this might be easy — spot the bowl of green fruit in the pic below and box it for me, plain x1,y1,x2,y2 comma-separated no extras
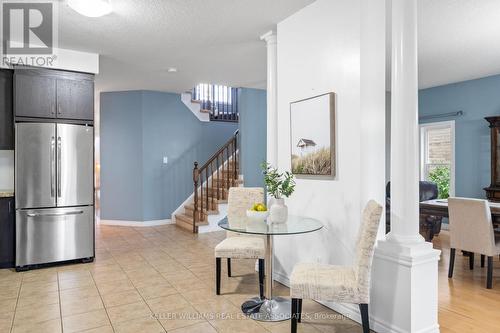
246,203,269,221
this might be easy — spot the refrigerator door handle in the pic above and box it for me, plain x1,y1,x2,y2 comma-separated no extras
27,210,84,217
50,136,56,198
57,136,62,198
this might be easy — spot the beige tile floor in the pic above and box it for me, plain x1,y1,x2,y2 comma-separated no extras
0,224,363,333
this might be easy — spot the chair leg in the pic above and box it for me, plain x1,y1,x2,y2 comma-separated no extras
216,257,221,295
291,298,299,333
469,252,474,270
448,248,456,278
487,256,493,289
227,258,232,277
481,254,485,268
359,303,370,333
297,298,303,323
258,259,265,299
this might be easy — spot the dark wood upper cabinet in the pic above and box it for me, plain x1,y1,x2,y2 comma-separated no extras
15,73,57,118
57,79,94,120
0,69,14,150
14,67,94,121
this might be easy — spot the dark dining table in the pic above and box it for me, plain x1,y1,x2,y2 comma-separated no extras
420,199,500,219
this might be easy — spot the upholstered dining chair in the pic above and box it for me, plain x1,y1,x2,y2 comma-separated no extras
215,187,266,298
448,197,500,289
289,200,383,333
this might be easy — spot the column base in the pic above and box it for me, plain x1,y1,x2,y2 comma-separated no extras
370,239,441,333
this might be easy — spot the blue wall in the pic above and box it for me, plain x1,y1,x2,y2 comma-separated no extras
100,91,144,221
419,74,500,198
101,90,238,221
238,88,267,188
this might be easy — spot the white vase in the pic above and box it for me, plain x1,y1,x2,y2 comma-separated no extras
269,198,288,224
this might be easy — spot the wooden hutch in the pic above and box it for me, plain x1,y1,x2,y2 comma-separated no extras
485,116,500,201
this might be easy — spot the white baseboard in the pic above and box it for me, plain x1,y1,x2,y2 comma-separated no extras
98,219,173,227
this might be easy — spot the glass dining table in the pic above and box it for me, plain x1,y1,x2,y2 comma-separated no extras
218,215,323,322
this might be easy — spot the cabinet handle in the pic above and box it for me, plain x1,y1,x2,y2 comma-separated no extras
58,103,62,115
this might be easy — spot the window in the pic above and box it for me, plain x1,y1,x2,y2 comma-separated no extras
420,121,455,198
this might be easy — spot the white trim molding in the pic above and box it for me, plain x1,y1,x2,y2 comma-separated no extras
98,219,173,227
1,47,99,74
181,92,210,122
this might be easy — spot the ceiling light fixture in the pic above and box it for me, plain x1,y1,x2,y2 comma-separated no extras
167,68,178,73
68,0,112,18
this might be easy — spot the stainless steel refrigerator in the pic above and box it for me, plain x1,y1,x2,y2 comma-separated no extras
15,122,94,268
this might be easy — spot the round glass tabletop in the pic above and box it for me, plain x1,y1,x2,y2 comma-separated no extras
218,215,323,236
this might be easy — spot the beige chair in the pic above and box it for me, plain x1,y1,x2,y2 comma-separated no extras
215,187,265,297
289,200,383,333
448,197,500,289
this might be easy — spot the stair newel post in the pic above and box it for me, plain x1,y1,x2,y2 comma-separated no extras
216,155,220,200
193,162,199,233
233,136,237,186
210,162,214,210
205,167,209,214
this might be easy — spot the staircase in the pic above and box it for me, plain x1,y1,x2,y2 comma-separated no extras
181,84,239,123
175,130,241,233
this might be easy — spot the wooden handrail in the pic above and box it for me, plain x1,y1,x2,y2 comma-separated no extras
192,130,239,233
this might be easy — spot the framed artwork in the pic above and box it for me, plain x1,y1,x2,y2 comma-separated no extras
290,92,336,179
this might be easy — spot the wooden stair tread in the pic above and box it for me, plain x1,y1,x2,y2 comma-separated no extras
184,204,219,215
175,213,208,226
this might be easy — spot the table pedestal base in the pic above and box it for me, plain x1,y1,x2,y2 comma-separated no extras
241,297,291,322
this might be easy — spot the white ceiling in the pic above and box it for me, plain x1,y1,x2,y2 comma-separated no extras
58,0,315,93
404,0,500,89
58,0,500,93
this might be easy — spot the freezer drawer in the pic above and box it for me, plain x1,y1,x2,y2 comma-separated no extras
16,206,94,267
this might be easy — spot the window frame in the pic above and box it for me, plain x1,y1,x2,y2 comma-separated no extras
419,120,455,197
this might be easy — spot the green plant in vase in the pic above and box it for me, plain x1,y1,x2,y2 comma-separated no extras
261,162,296,223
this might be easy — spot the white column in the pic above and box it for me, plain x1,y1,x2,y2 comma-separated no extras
387,0,422,244
370,1,441,332
260,31,278,167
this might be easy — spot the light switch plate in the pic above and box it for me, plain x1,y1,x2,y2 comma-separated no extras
163,156,168,164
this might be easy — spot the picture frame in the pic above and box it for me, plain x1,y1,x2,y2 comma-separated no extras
290,92,336,179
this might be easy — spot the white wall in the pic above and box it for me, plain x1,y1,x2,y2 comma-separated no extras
272,0,386,326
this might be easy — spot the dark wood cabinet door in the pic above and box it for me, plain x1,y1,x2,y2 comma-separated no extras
57,79,94,120
15,73,56,118
0,198,15,268
0,70,13,149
